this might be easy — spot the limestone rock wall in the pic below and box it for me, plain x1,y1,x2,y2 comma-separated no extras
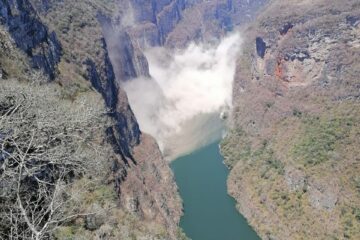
221,1,360,239
0,0,61,80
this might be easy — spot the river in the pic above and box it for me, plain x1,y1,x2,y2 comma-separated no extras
171,141,260,240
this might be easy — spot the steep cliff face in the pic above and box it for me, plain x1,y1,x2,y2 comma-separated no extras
121,0,267,48
0,24,30,80
27,0,143,183
0,0,61,80
221,0,360,239
0,0,182,239
121,0,186,46
164,0,268,47
83,38,141,163
102,27,150,81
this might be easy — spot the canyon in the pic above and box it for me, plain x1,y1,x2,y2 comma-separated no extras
0,0,266,239
1,0,359,240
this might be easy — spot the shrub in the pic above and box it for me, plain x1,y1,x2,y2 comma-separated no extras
0,79,110,239
292,116,352,166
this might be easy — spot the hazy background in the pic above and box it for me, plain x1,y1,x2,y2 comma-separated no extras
123,33,242,160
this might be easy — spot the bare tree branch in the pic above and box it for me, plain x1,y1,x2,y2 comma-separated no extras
0,80,112,240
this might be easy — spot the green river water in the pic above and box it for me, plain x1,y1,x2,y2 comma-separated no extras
171,141,260,240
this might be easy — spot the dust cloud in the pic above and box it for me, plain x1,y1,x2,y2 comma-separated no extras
123,33,242,160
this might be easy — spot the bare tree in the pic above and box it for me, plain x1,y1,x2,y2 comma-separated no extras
0,79,110,240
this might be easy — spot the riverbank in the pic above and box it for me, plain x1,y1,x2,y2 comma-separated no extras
171,142,260,240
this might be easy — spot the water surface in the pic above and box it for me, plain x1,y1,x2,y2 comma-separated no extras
171,142,260,240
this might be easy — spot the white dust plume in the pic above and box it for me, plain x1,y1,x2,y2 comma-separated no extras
123,33,242,160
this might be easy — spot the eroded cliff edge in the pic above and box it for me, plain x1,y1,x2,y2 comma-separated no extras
0,0,183,239
0,0,278,239
221,1,360,239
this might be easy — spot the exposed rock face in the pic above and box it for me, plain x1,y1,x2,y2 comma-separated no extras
0,0,61,80
221,0,360,239
307,179,339,210
123,0,268,48
0,25,33,81
125,0,186,46
84,38,141,163
284,167,306,192
0,0,274,239
1,0,182,239
164,0,268,47
119,134,182,237
256,37,267,58
103,29,150,81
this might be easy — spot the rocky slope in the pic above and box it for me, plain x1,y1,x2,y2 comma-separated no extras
221,0,360,239
164,0,268,48
0,0,183,239
0,0,277,239
0,0,61,80
119,0,267,48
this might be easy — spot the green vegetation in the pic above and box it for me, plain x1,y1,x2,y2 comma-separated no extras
1,1,185,239
292,108,302,118
0,21,182,240
176,228,189,240
29,0,120,99
223,103,360,240
0,27,31,80
292,116,353,166
353,177,360,193
53,177,177,240
221,128,251,168
222,130,284,176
